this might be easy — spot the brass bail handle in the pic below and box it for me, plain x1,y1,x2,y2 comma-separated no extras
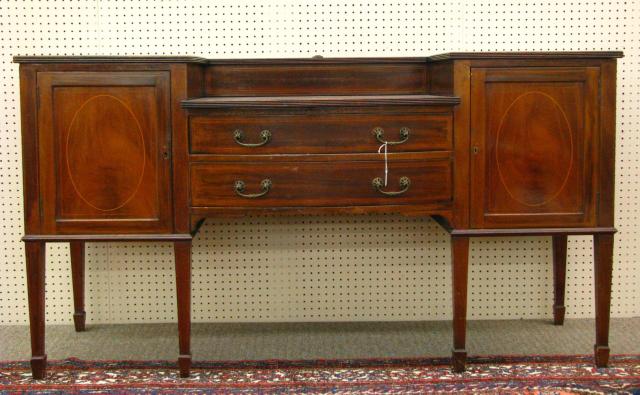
234,179,272,198
372,127,410,145
234,129,272,147
372,176,411,196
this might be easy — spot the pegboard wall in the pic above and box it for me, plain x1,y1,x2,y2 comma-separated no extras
0,1,637,325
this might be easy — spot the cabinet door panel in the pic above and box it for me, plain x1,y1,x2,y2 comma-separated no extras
37,72,172,233
470,67,599,228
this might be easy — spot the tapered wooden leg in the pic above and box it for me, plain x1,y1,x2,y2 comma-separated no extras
451,236,469,373
174,240,192,378
70,241,86,332
25,241,47,379
593,233,614,368
552,235,567,325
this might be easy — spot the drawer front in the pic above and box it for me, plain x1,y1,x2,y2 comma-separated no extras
190,112,452,155
190,157,452,207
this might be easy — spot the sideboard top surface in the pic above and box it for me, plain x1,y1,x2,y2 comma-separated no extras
13,51,623,64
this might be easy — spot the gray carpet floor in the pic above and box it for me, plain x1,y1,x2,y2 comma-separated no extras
0,318,638,361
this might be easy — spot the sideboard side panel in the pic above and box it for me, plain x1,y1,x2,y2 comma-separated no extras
598,59,617,227
19,64,42,235
171,64,204,234
451,60,472,228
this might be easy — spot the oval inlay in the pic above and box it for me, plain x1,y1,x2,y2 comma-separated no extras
495,91,573,207
66,95,146,211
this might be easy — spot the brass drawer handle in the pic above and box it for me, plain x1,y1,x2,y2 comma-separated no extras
372,127,410,145
234,179,272,198
233,129,272,147
372,176,411,196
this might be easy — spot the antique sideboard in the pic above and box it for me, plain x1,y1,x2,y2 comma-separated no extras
14,51,622,379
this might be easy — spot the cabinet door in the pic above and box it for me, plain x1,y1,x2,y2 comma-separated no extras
470,67,599,228
37,71,172,234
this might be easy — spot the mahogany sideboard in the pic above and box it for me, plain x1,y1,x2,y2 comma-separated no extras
14,51,622,379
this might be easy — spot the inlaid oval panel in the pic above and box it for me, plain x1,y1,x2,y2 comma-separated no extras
66,95,146,211
495,91,573,207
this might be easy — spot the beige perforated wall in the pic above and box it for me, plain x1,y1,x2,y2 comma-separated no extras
0,1,637,325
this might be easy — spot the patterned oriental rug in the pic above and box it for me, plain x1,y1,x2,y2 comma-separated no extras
1,355,639,394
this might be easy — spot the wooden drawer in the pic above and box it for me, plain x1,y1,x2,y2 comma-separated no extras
190,155,452,208
190,112,452,155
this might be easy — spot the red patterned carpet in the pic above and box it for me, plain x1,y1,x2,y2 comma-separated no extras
0,355,639,394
